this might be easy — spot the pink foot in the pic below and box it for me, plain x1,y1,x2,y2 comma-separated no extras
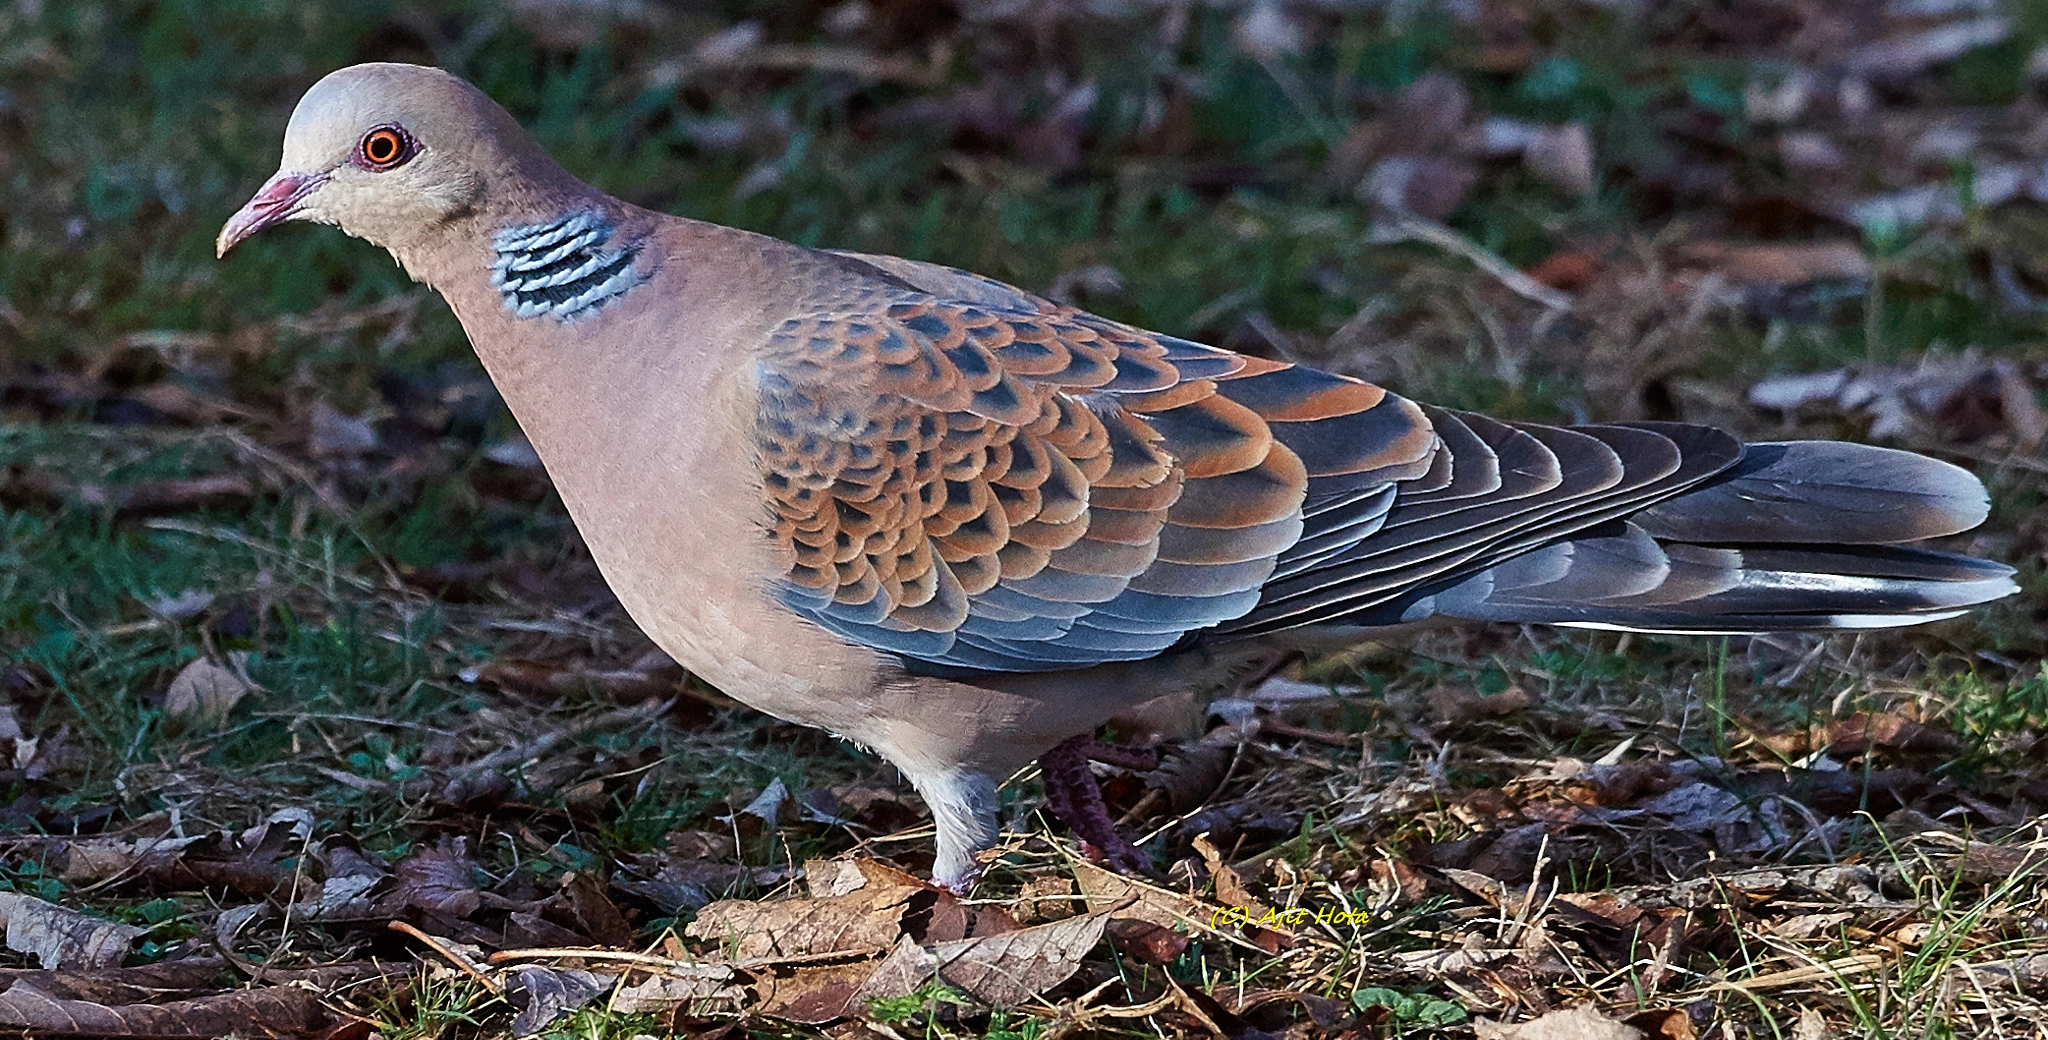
1037,735,1154,874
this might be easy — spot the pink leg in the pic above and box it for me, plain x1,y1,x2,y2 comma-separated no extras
1037,735,1154,874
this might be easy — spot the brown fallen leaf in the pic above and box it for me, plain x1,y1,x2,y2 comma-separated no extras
1363,859,1431,906
1428,684,1538,728
607,969,746,1017
1527,251,1603,292
754,959,879,1024
1107,918,1189,965
1072,861,1283,945
559,871,635,948
1626,1007,1698,1040
509,966,614,1037
0,893,146,970
162,655,255,730
0,959,235,1004
1192,833,1256,910
687,860,920,960
929,909,1111,1007
1952,842,2048,884
0,980,338,1038
851,933,940,1007
53,833,204,885
1011,875,1078,925
1476,1005,1645,1040
1824,712,1963,757
391,837,482,918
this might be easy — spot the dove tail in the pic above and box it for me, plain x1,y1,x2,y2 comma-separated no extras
1392,441,2016,633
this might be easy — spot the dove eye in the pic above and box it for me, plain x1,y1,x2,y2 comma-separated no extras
356,126,415,170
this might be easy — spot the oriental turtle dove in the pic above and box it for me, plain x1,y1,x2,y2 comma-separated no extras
219,64,2016,890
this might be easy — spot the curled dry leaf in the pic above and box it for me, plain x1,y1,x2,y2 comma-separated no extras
0,892,146,970
162,656,255,729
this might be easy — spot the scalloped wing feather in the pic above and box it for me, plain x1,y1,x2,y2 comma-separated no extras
760,257,1438,672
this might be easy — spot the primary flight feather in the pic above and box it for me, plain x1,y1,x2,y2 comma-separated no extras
220,63,2017,890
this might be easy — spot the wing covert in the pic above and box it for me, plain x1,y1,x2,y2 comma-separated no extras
758,259,1433,672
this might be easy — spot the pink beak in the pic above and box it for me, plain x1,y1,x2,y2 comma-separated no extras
216,171,326,257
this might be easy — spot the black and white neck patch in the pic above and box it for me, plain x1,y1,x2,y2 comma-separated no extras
489,211,649,321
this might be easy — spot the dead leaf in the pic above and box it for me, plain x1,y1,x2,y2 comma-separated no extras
852,934,940,1007
1476,1005,1645,1040
560,871,635,947
1792,1006,1829,1040
1825,712,1963,757
55,833,203,885
721,778,790,828
162,656,255,729
510,966,615,1037
1428,684,1538,727
1107,918,1188,965
392,837,482,918
1011,875,1078,925
607,968,745,1016
1192,833,1253,909
1072,861,1269,942
0,980,342,1038
930,909,1110,1006
687,862,919,960
0,893,145,970
1364,859,1431,906
754,960,877,1024
1626,1008,1697,1040
1527,251,1603,292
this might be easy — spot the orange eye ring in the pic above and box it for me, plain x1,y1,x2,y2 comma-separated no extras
357,126,413,170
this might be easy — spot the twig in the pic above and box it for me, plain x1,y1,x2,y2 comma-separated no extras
387,920,505,996
1713,952,1888,991
487,944,871,972
1379,210,1575,312
1164,976,1228,1039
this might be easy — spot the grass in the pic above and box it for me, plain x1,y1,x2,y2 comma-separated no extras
1,0,2046,1036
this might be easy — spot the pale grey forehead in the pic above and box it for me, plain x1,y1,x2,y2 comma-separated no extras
278,63,469,169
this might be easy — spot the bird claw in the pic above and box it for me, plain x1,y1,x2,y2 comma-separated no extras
1038,734,1159,876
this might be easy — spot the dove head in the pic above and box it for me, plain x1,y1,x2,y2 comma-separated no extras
218,63,582,274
